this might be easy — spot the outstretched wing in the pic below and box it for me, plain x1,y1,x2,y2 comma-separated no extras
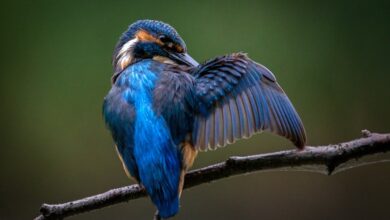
192,53,306,151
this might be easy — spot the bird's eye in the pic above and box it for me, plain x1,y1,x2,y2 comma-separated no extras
158,35,170,43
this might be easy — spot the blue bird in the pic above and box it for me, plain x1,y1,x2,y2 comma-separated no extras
103,20,306,219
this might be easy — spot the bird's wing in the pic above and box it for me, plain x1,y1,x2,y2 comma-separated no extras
191,53,306,151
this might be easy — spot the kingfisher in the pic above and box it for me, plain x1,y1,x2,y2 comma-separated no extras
103,20,306,219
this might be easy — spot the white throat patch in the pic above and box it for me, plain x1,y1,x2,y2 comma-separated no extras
116,38,138,70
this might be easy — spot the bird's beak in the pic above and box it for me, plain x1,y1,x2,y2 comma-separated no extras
167,52,199,67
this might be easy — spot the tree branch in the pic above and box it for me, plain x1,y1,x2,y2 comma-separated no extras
35,130,390,220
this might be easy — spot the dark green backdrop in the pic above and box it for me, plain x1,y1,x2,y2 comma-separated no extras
1,0,389,219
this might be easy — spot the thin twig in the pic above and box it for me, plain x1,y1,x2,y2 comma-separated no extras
34,130,390,220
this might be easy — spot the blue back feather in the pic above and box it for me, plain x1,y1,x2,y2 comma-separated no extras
104,60,181,218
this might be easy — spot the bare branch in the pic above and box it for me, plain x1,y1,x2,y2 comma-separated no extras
35,130,390,220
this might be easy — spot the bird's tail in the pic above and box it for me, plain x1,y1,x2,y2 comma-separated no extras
134,139,181,218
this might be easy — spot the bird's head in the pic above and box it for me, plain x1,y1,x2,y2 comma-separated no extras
113,20,198,72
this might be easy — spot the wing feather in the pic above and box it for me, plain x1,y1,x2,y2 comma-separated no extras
217,103,225,147
229,96,241,140
222,100,234,144
245,87,261,130
241,90,255,135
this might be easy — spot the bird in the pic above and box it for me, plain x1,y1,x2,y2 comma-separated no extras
103,19,306,219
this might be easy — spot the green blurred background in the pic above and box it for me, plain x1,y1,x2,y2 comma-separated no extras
0,0,389,219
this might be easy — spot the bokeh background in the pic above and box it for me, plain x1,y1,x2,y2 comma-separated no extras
1,0,389,219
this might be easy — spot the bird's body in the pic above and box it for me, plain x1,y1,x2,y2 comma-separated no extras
104,59,194,217
103,20,306,218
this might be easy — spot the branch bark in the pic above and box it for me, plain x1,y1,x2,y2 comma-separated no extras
35,130,390,220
